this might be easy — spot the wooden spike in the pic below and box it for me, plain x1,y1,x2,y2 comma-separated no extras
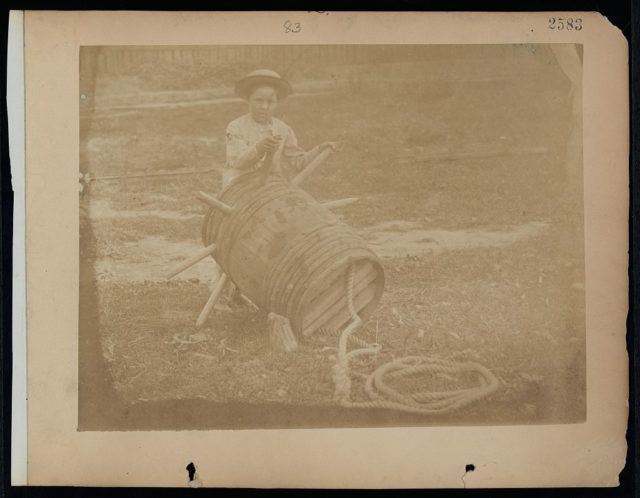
292,147,333,186
196,191,233,214
321,197,359,210
166,243,217,280
196,273,229,328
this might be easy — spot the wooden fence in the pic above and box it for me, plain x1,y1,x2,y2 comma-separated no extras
80,44,554,74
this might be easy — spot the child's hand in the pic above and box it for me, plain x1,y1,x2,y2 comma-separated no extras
318,141,342,153
256,135,282,155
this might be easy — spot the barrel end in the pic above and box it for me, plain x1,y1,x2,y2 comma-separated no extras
298,258,385,338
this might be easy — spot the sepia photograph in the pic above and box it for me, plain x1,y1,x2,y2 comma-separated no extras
13,10,629,487
78,43,586,430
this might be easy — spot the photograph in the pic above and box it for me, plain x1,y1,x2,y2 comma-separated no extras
14,10,630,487
78,43,586,430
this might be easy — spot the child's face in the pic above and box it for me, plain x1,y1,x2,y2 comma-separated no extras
249,85,278,124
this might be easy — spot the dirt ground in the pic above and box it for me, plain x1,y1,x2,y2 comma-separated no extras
79,56,586,426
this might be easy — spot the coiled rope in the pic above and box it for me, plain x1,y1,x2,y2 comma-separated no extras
331,265,500,414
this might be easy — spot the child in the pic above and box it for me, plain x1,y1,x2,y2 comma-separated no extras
216,69,340,308
223,69,340,189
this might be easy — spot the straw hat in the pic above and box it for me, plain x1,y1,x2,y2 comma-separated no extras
234,69,293,100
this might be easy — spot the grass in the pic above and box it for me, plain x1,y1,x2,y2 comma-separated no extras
80,59,585,425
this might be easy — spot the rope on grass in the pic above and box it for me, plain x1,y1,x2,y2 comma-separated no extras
331,265,500,414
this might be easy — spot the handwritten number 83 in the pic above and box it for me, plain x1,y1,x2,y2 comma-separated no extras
549,17,582,30
284,20,302,33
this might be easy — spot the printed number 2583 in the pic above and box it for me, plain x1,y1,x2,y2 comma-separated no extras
548,17,582,30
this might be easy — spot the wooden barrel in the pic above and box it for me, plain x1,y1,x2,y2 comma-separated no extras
202,172,384,337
